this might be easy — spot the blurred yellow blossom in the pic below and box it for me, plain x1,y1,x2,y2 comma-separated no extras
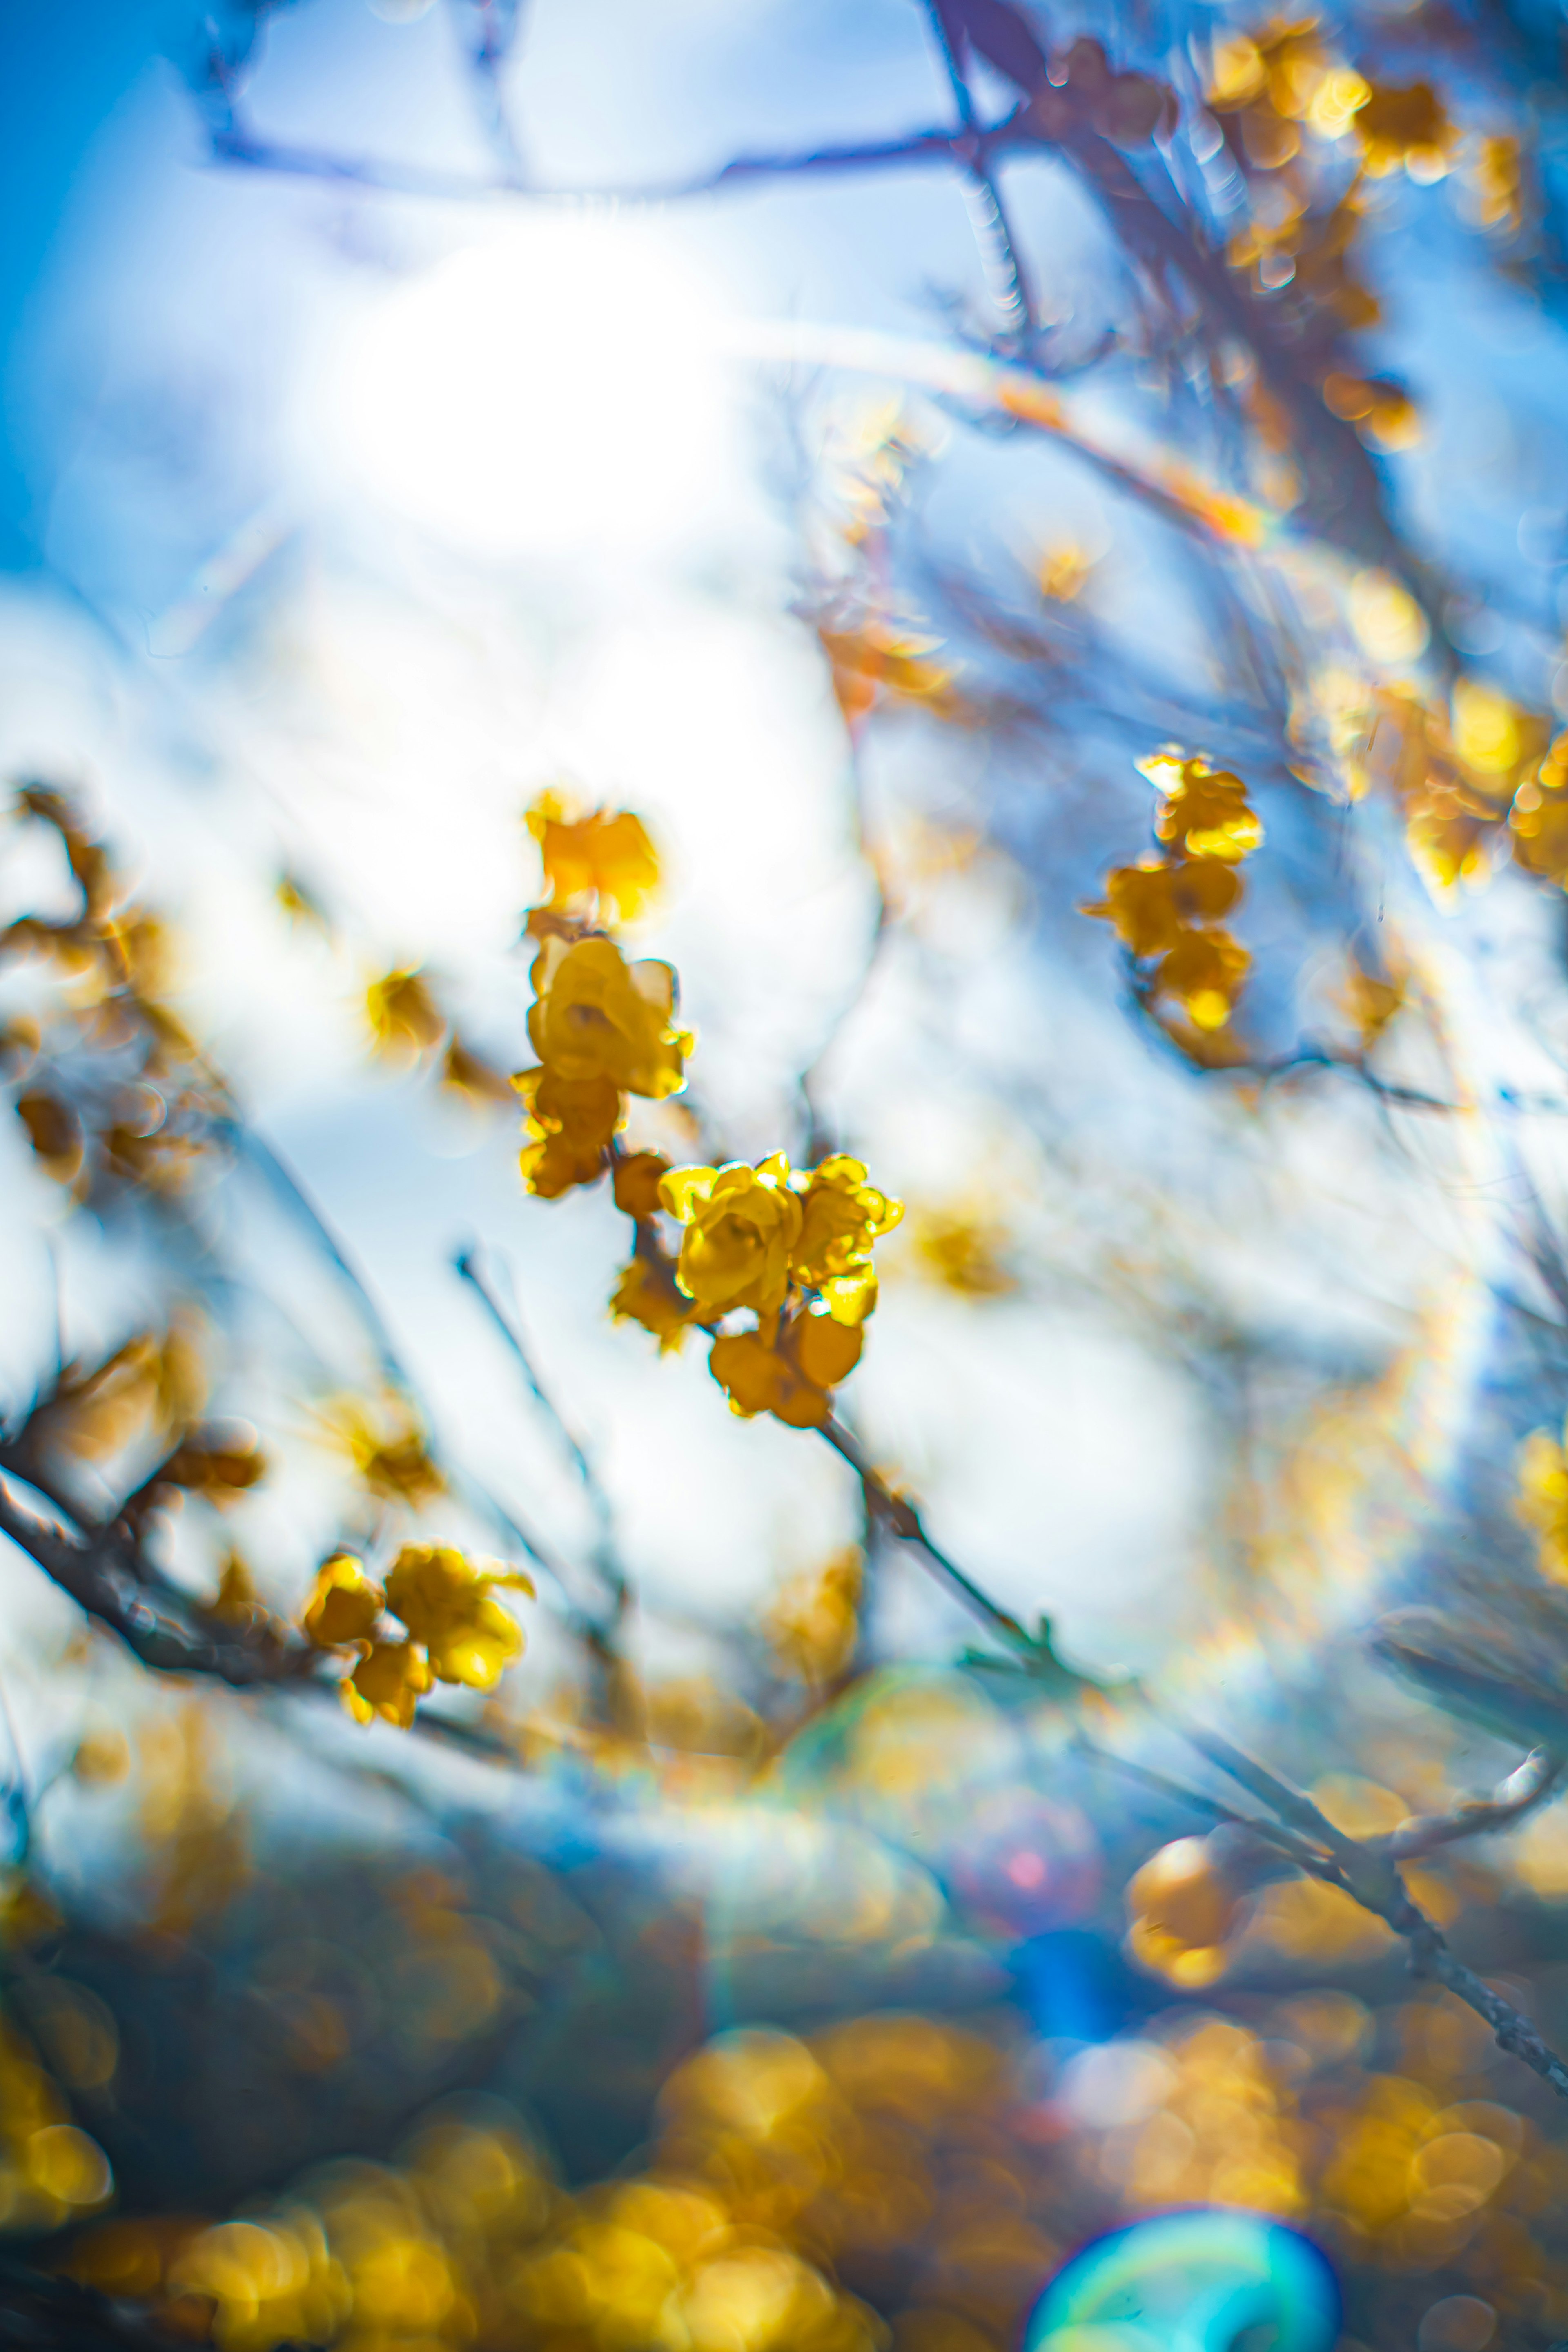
343,1638,433,1730
1085,751,1263,1050
15,1088,83,1183
526,792,660,925
382,1543,531,1689
1509,727,1568,882
1126,1836,1247,1989
907,1203,1018,1298
526,935,690,1100
710,1309,864,1428
1354,79,1454,177
1144,754,1265,862
819,619,962,730
301,1553,385,1650
1038,542,1094,602
612,1149,671,1220
767,1548,863,1685
330,1401,445,1509
1517,1419,1568,1583
610,1253,708,1353
365,967,446,1065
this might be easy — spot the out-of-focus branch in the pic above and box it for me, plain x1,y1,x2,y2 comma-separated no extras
922,0,1034,342
206,113,1024,205
0,1472,313,1688
448,0,529,186
454,1243,629,1621
820,1416,1097,1692
797,762,893,1167
1376,1746,1566,1860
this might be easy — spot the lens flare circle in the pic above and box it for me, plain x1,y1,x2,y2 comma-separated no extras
1023,2208,1339,2352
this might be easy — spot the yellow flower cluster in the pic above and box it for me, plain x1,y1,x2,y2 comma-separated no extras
1208,21,1452,178
1083,749,1263,1056
301,1546,532,1730
658,1153,902,1427
509,798,899,1428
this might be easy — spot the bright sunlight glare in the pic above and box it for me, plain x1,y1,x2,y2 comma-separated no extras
317,219,737,561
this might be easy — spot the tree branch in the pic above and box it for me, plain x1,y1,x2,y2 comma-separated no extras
0,1472,314,1688
1169,1720,1568,2103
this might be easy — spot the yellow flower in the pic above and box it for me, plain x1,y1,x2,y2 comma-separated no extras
710,1331,827,1428
709,1307,864,1429
514,1066,622,1198
383,1544,532,1689
610,1254,706,1353
365,968,447,1063
661,1155,804,1317
158,1430,267,1503
527,936,689,1099
1082,857,1242,958
1352,79,1454,177
791,1157,903,1302
331,1403,446,1509
343,1639,433,1730
1157,926,1251,1030
767,1548,863,1685
1518,1424,1568,1583
612,1150,670,1221
526,793,660,925
1145,755,1264,862
302,1553,385,1650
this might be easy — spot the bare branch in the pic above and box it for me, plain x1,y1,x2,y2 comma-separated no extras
447,0,529,187
1172,1722,1568,2104
0,1472,314,1688
454,1243,628,1618
921,1,1034,341
819,1416,1098,1693
206,113,1023,206
1378,1748,1566,1861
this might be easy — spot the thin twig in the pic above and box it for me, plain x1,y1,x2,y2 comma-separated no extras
207,113,1022,206
820,1416,1029,1648
1077,1733,1325,1871
448,0,528,186
454,1243,628,1611
1377,1747,1566,1861
922,0,1034,341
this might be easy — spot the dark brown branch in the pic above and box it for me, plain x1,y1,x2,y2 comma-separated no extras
819,1416,1099,1694
1176,1721,1568,2103
820,1416,1029,1649
0,1473,314,1688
